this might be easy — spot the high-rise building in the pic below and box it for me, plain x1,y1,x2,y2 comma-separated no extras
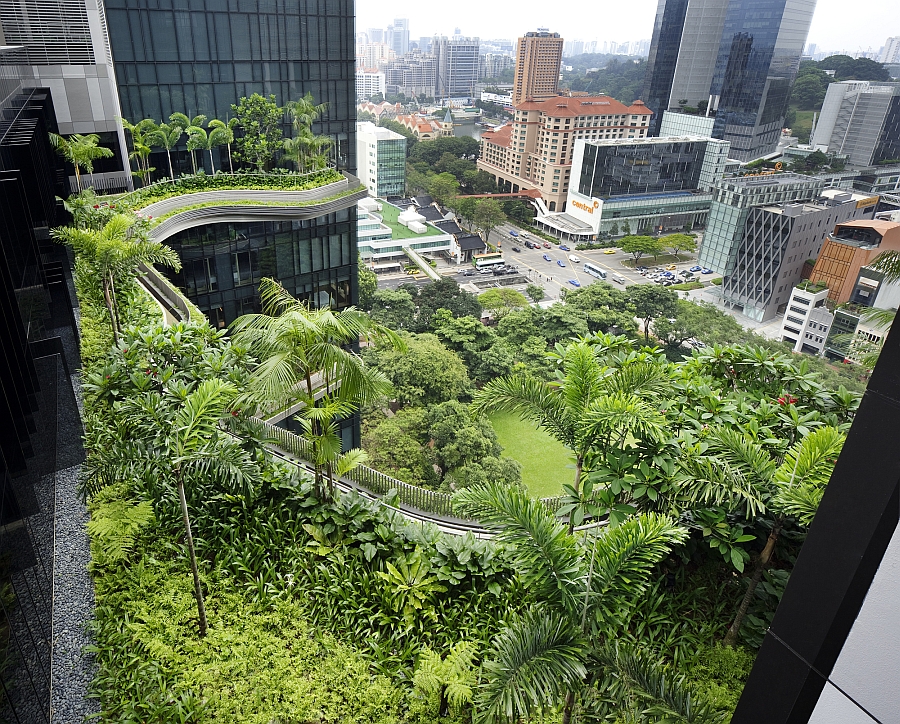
103,0,357,174
383,51,438,98
511,30,563,106
388,19,410,57
433,36,480,98
477,95,651,212
368,28,386,44
356,121,407,198
811,81,900,168
643,0,814,160
480,53,515,81
0,0,131,191
880,37,900,64
356,69,386,100
356,42,395,70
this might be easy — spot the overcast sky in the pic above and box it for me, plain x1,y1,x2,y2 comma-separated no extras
357,0,897,55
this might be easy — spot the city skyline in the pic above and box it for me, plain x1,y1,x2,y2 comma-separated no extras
357,0,897,58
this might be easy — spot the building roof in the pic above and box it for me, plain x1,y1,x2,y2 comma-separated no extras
417,205,446,221
482,124,513,148
412,194,434,207
457,234,486,251
356,121,406,141
515,95,651,117
836,219,900,233
434,220,463,235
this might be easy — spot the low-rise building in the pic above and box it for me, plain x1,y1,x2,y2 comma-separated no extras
356,68,386,99
357,199,454,261
356,121,407,198
780,282,832,354
477,95,652,212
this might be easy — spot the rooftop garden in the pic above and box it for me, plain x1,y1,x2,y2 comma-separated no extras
51,137,869,721
380,201,446,239
796,279,828,293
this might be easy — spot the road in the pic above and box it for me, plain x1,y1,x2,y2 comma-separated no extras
374,224,704,299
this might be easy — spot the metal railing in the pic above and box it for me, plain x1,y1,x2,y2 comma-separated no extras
257,418,565,521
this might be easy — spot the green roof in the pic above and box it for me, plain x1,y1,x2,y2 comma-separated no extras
379,202,445,239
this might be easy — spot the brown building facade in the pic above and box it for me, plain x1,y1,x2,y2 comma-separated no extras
810,218,900,304
477,96,652,211
512,30,564,106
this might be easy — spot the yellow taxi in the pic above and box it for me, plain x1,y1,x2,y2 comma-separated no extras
603,248,616,254
665,264,677,270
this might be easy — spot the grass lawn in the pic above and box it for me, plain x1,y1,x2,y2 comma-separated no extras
489,411,573,498
620,253,694,267
790,107,815,143
379,202,444,240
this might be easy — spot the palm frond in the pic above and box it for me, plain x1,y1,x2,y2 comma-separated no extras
675,455,767,519
704,427,776,482
771,426,845,526
583,393,665,446
478,607,586,724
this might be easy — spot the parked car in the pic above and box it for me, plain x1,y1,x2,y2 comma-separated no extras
543,241,552,249
511,246,521,252
689,265,702,272
701,268,714,274
524,241,535,249
568,254,580,263
559,244,570,251
509,230,518,237
543,253,552,261
557,259,566,267
568,279,581,287
679,270,692,278
604,248,616,254
636,266,648,271
458,270,474,276
478,268,493,274
520,232,530,238
665,264,677,271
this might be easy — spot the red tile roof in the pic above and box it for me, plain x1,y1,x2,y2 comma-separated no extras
482,124,513,148
515,95,651,117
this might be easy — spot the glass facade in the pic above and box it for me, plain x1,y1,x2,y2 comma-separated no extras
577,139,712,198
374,137,406,197
163,210,357,329
709,0,814,161
105,0,356,174
642,0,690,136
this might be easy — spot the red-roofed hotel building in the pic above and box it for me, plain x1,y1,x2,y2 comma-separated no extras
477,96,652,212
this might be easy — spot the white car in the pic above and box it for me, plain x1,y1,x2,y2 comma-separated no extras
568,254,580,263
520,231,529,238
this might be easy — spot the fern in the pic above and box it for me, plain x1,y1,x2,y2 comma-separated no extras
413,641,479,715
88,500,155,564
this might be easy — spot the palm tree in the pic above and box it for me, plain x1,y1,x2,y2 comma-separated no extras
229,278,404,496
284,93,332,172
186,124,229,174
49,133,115,191
286,92,329,132
147,123,183,180
52,214,181,345
453,482,689,723
472,341,669,532
120,118,158,187
208,119,237,173
169,113,207,174
677,425,845,646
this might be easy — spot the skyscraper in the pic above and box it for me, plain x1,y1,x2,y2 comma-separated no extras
433,36,480,99
643,0,815,161
103,0,357,173
511,30,563,106
389,19,410,57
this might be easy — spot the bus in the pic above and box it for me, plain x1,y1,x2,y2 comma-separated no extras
473,252,506,269
583,262,607,280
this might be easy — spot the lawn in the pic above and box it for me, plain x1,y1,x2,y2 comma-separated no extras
489,411,573,498
379,202,444,239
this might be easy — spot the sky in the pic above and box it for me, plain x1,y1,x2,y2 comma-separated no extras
356,0,897,55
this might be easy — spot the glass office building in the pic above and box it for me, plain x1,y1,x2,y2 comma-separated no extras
709,0,814,161
104,0,356,174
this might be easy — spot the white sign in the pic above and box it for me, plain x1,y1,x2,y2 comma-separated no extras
565,190,603,233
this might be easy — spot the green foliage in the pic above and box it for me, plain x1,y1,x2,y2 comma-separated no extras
376,548,448,622
626,284,679,341
525,284,545,303
474,199,506,247
479,287,529,318
409,136,481,165
564,57,647,104
413,642,479,716
682,644,755,713
358,260,378,310
429,172,460,206
620,234,663,263
231,93,284,171
87,490,155,567
431,310,514,383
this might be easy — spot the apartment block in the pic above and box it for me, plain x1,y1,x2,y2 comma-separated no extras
356,69,386,99
432,36,480,98
383,50,437,98
722,189,876,321
511,30,564,105
477,95,652,211
780,282,832,354
356,121,406,198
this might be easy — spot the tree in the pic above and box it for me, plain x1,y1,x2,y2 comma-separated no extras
52,214,181,345
169,113,208,174
431,310,514,383
479,288,529,318
653,299,746,351
49,133,115,192
474,199,506,248
453,482,687,723
357,261,378,311
208,118,238,174
231,94,284,172
677,425,845,646
369,288,417,329
120,118,157,187
792,73,828,110
428,173,460,206
448,196,478,231
662,233,697,258
186,124,229,174
412,278,483,330
620,235,662,264
230,278,403,496
626,284,678,341
284,93,332,172
147,123,183,180
472,341,669,532
525,284,545,303
365,332,471,406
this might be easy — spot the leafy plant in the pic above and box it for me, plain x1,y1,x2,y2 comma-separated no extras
413,642,480,716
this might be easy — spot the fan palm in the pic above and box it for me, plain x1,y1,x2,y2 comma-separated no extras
49,132,115,191
454,482,687,723
676,424,845,646
147,122,183,180
52,214,181,345
230,278,404,495
472,341,669,532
